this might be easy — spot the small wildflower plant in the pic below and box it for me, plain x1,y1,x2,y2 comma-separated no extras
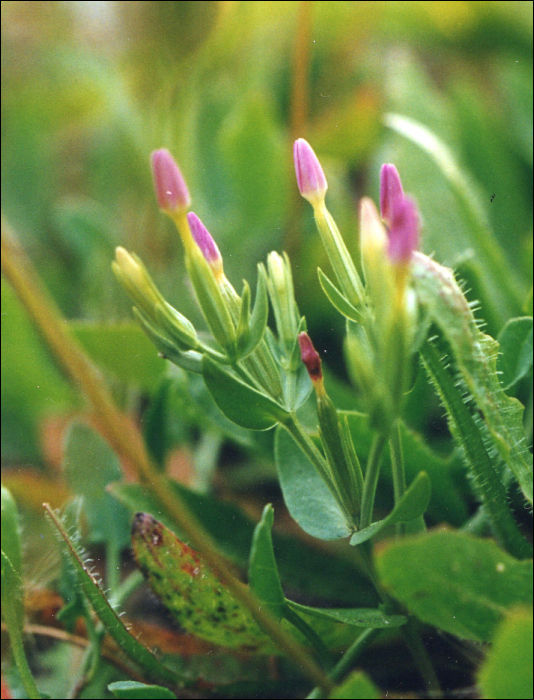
2,140,531,700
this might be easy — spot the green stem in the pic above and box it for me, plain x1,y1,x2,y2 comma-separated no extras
421,339,532,559
109,570,144,610
403,620,443,698
359,433,388,529
307,628,377,699
389,423,426,536
7,626,41,699
284,606,333,668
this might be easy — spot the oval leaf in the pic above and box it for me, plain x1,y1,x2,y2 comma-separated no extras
350,472,431,546
376,531,533,642
275,427,352,540
202,355,289,430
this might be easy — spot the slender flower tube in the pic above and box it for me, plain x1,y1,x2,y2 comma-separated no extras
151,149,191,214
293,139,364,309
293,139,328,205
379,164,419,264
187,212,223,280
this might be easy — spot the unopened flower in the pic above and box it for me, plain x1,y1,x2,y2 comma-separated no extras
298,332,323,382
379,164,419,264
293,139,328,205
151,149,191,214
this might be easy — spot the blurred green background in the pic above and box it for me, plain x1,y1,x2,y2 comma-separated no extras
2,0,532,466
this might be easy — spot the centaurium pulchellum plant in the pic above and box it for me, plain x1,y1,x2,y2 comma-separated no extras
113,141,532,553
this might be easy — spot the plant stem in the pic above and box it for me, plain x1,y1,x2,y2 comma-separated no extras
359,433,388,529
6,623,41,699
105,542,120,594
284,606,333,667
306,628,377,699
1,222,333,696
403,620,443,698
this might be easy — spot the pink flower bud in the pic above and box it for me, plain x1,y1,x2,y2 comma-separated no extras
298,332,323,382
380,163,404,226
293,139,328,204
151,149,191,213
387,196,420,263
187,212,222,266
379,164,419,263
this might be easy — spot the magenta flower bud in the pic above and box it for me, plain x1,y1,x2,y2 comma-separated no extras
187,212,222,267
298,332,323,382
293,139,328,205
380,163,404,226
151,149,191,213
387,196,420,263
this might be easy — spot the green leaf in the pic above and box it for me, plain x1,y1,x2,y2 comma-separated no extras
350,472,431,546
275,427,352,541
376,531,533,642
1,485,22,578
248,504,286,619
329,671,380,699
131,512,274,652
478,608,533,700
63,422,130,548
202,355,289,430
239,270,269,358
318,268,361,322
44,506,182,686
108,681,177,699
287,601,406,629
1,551,41,699
109,480,377,607
497,317,533,390
413,252,533,506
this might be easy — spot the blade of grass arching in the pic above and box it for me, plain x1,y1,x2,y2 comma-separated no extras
44,505,183,687
0,222,332,695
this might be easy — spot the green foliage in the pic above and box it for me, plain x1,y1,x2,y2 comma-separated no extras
275,426,352,540
108,681,177,699
202,355,289,430
328,671,380,699
1,485,22,578
497,317,533,390
248,504,286,619
287,602,406,630
349,472,431,546
376,531,533,642
131,512,274,653
477,608,533,700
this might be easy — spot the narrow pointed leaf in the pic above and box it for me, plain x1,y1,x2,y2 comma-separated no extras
318,268,361,322
248,504,286,619
236,280,251,352
350,472,431,546
108,681,177,699
1,486,22,579
202,355,289,430
287,601,406,629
